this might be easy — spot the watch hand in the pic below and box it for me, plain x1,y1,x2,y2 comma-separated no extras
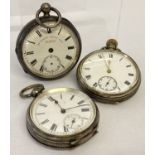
104,60,111,73
65,104,89,111
105,78,111,87
49,96,66,113
71,118,76,128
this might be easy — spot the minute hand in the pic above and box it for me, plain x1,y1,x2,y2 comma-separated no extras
65,104,90,111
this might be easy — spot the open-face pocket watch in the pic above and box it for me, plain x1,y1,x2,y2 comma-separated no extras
77,39,141,103
20,84,99,148
16,3,81,80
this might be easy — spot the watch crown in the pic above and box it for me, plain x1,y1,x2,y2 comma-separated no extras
106,39,118,49
41,3,51,14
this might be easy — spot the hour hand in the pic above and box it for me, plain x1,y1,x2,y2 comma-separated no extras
48,96,58,104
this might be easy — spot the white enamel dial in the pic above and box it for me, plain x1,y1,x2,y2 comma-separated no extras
22,21,80,78
79,49,138,94
30,88,96,136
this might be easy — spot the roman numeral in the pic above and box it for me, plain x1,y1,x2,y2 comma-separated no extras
85,75,91,80
68,46,74,50
81,108,89,112
84,67,90,70
31,59,37,66
126,65,131,68
64,126,69,132
98,54,104,59
77,100,85,105
93,82,98,87
65,36,71,41
36,30,42,37
124,80,131,85
128,73,134,76
27,40,35,44
40,65,44,72
60,93,62,99
39,103,47,107
58,26,62,35
70,95,75,100
36,112,45,115
109,53,113,58
26,51,34,55
66,55,72,60
50,123,57,131
41,119,49,125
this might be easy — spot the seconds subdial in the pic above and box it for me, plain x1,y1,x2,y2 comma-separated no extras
41,55,62,73
98,76,117,91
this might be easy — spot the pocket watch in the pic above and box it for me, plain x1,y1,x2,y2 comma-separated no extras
77,39,141,103
20,84,99,148
16,3,81,80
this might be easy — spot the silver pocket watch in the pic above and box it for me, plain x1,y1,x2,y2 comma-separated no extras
20,84,99,148
16,3,81,80
77,39,141,103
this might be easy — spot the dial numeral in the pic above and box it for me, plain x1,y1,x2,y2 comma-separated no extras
109,53,113,58
119,55,127,62
58,26,62,35
64,126,69,132
68,46,74,50
36,112,45,115
40,65,44,72
126,65,131,68
70,95,75,100
124,80,131,85
128,73,134,76
50,123,57,131
117,86,121,91
41,119,49,125
31,59,37,66
66,55,72,60
65,36,71,41
60,93,62,99
36,30,42,37
98,54,104,59
85,75,91,80
27,40,35,44
26,51,34,55
77,100,85,105
84,67,90,70
93,82,98,87
81,108,89,112
39,103,47,107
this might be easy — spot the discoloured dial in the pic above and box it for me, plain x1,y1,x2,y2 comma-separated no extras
22,21,80,79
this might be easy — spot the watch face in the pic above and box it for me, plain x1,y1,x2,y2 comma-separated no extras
30,88,96,136
78,49,140,95
20,20,81,79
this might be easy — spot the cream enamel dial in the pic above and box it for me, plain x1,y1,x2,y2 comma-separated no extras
21,21,80,79
77,39,141,103
30,88,96,136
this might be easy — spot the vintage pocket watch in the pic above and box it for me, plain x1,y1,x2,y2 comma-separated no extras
16,3,81,80
20,84,99,148
77,39,141,103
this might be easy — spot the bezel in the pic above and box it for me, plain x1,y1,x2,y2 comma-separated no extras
77,48,141,103
26,88,99,148
16,16,82,80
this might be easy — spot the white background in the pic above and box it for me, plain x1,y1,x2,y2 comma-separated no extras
10,0,144,155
